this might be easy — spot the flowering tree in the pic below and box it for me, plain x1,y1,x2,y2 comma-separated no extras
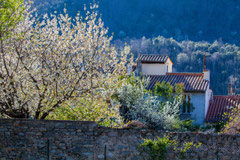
0,3,132,119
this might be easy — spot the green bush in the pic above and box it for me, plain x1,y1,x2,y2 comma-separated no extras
178,120,200,132
138,136,202,160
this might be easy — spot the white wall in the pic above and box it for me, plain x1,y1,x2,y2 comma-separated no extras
142,63,167,75
141,59,173,75
190,93,206,125
166,58,173,73
173,92,207,125
205,86,212,117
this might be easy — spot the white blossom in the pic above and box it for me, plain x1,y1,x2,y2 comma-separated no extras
0,3,133,119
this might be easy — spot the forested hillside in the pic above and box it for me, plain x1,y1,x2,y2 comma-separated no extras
115,36,240,95
32,0,240,95
34,0,240,44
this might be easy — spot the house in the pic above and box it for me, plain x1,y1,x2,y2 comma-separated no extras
136,54,240,125
205,83,240,123
137,54,173,75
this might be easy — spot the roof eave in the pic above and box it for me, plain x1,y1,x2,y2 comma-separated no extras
183,90,206,93
141,61,166,64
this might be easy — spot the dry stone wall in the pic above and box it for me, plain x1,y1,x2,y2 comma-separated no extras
1,119,240,160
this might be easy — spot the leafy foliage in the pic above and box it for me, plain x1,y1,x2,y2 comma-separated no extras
177,120,200,132
138,136,202,160
114,76,183,130
0,0,25,39
138,136,177,160
47,96,123,127
221,108,240,134
154,82,173,101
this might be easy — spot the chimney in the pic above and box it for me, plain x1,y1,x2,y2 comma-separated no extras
203,70,210,81
203,54,210,81
228,83,233,96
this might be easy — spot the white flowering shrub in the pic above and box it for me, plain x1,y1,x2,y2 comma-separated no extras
114,76,182,130
0,3,133,119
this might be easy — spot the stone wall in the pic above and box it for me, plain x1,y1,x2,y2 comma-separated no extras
1,119,240,160
0,119,97,160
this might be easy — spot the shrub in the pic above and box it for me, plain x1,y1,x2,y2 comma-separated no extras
138,136,202,160
114,76,182,130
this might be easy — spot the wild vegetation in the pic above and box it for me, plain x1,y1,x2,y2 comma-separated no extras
221,108,240,134
138,136,202,160
113,76,185,130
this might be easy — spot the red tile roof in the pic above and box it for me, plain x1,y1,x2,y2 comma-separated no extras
146,73,209,92
137,54,172,63
205,95,240,123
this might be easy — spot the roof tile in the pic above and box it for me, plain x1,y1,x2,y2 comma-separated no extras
146,73,209,92
205,95,240,123
138,54,170,63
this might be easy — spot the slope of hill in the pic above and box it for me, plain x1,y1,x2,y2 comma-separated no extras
33,0,240,44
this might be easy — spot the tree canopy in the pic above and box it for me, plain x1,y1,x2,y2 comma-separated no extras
0,3,132,120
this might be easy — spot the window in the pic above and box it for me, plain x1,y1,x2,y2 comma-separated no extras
166,65,169,72
182,94,191,114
